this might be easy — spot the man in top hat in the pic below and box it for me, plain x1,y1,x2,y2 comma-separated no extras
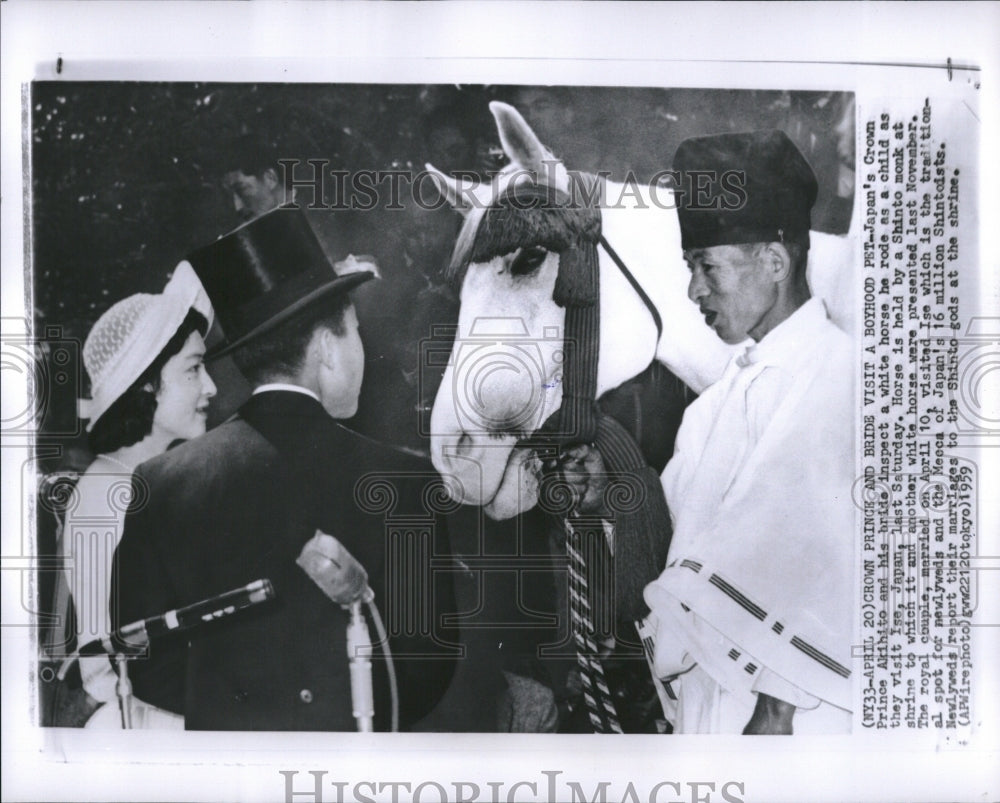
641,130,855,733
112,207,457,730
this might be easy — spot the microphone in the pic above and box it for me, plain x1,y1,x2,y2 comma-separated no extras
296,531,374,607
297,530,379,731
76,578,275,657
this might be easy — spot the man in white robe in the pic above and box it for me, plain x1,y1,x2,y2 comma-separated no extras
643,130,855,734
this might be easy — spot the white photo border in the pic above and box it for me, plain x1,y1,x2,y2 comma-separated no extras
3,3,998,803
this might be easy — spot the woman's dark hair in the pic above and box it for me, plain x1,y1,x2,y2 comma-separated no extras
87,308,209,455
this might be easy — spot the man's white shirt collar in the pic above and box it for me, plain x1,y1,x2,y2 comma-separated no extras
735,297,829,370
252,383,320,403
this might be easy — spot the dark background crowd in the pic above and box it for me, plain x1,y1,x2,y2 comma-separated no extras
30,83,854,729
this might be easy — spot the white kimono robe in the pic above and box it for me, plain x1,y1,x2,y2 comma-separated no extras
645,298,855,733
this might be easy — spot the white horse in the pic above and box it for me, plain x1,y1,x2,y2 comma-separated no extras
427,102,854,521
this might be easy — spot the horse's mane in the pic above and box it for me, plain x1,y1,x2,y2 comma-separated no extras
446,176,603,307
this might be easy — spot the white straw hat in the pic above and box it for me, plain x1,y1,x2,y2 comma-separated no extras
78,262,214,432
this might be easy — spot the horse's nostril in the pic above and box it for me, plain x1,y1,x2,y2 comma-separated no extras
456,431,474,457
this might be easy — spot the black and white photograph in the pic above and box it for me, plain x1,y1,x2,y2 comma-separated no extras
2,3,997,802
27,80,857,737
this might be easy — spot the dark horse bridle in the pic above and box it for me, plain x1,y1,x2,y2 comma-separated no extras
465,175,674,622
451,172,684,733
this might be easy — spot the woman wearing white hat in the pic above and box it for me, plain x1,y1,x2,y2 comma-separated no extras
64,262,216,728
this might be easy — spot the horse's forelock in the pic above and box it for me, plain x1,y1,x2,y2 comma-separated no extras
445,179,602,293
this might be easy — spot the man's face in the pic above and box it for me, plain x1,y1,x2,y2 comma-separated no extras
513,88,574,139
427,123,473,173
222,169,286,221
318,305,365,419
685,244,778,344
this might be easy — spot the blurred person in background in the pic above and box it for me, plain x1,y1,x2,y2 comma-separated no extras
221,136,296,221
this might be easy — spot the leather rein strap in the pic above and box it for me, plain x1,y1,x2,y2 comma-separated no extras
598,234,663,344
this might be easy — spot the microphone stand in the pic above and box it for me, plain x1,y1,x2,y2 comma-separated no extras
113,654,135,729
57,636,147,730
347,600,374,733
346,597,399,733
365,597,398,733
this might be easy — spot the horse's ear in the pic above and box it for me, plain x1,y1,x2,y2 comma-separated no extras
490,101,567,190
490,101,548,170
424,163,473,217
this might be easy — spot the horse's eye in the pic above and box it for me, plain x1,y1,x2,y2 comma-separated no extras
510,246,548,276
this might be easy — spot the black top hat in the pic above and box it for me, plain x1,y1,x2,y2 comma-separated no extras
672,129,818,251
185,206,374,358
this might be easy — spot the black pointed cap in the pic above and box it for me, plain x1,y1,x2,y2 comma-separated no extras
672,129,818,250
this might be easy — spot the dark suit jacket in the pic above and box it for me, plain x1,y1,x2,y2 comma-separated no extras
112,390,457,731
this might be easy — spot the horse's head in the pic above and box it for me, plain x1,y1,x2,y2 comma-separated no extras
426,102,659,519
425,103,857,521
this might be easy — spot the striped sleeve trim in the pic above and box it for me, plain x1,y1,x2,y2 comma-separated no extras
790,636,851,678
677,565,851,681
641,635,656,664
708,574,767,621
